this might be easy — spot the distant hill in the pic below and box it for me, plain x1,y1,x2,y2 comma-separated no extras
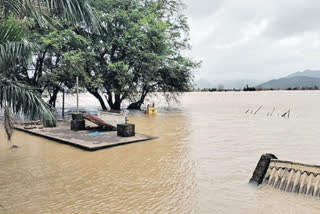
257,70,320,89
287,69,320,78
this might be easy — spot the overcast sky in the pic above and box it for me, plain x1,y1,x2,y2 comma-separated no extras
184,0,320,87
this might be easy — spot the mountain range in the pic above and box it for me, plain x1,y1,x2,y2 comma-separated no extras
257,70,320,89
194,70,320,89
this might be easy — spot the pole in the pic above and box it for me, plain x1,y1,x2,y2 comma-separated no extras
76,76,79,113
62,89,65,119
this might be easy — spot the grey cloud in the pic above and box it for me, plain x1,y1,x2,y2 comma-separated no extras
183,0,320,88
266,1,320,39
184,0,224,19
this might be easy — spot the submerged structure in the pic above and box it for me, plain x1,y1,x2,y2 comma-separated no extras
250,154,320,197
15,110,155,151
97,110,126,127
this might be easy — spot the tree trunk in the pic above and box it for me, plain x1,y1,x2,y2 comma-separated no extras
127,102,142,110
109,101,121,110
88,90,108,110
106,92,123,110
127,88,149,110
48,87,60,108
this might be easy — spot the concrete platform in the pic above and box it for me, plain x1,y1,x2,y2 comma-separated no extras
14,121,157,151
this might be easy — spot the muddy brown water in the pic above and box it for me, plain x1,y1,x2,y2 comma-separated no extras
1,91,320,213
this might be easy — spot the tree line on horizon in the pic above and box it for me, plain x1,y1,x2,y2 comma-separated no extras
193,84,320,92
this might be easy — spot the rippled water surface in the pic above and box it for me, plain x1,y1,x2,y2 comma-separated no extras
2,91,320,213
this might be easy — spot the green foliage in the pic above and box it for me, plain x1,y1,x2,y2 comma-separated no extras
0,0,98,140
42,50,87,89
0,17,28,42
84,0,199,110
24,27,90,106
0,16,56,132
35,29,88,52
105,62,132,92
1,0,199,121
0,17,32,71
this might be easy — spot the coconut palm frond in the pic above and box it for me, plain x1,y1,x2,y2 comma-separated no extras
28,0,99,30
0,17,33,67
45,0,99,28
0,41,33,69
0,76,56,127
4,105,13,141
1,0,99,30
0,18,26,43
0,0,24,18
27,7,61,29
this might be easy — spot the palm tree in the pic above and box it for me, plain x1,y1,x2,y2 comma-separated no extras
0,0,98,140
0,0,98,27
0,77,57,139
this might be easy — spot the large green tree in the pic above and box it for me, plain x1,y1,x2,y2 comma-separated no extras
21,27,89,107
127,0,199,109
82,0,198,110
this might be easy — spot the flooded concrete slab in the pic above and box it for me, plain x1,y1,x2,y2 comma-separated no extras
14,121,157,151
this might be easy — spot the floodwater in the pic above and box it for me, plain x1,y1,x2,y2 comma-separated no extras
1,91,320,213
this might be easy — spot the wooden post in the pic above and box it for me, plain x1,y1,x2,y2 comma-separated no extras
62,89,65,119
76,76,79,113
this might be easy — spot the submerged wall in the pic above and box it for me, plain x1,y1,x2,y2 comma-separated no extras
250,154,320,197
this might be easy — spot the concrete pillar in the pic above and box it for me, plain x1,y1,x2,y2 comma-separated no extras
249,153,277,185
71,113,85,131
117,124,135,137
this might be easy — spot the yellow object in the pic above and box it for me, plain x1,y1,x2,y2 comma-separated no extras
145,107,157,114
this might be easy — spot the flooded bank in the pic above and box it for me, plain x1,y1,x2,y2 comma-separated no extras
1,91,320,213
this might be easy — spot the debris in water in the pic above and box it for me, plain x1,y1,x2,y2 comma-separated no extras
270,107,275,116
254,105,263,114
281,109,290,118
9,145,19,150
